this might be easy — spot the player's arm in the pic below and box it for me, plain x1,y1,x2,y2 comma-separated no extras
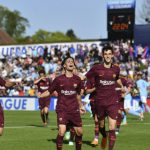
34,77,45,85
124,85,131,96
77,94,86,115
85,87,96,94
5,78,22,88
117,79,123,89
38,90,50,98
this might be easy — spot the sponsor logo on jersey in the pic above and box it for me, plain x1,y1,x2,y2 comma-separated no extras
61,90,76,95
100,80,115,85
73,84,77,88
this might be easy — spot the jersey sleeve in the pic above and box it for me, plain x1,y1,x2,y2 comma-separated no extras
86,79,94,89
76,79,84,95
116,66,120,80
85,66,96,79
50,78,59,94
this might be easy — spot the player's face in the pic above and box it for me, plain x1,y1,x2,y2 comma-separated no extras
39,73,45,77
103,50,113,64
64,58,75,71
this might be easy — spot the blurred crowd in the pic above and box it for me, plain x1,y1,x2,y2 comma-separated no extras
0,40,150,97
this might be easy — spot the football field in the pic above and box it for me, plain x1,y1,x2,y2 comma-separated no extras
1,111,150,150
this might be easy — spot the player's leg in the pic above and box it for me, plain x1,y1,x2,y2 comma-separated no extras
141,96,150,113
69,127,75,145
121,110,127,125
116,109,122,135
65,124,71,140
97,105,107,149
0,128,3,136
74,127,83,150
0,105,4,136
43,106,49,124
39,100,46,126
91,114,99,146
56,112,67,150
99,119,107,149
107,104,119,150
40,109,46,126
108,116,117,150
57,124,66,150
71,112,83,150
90,100,99,146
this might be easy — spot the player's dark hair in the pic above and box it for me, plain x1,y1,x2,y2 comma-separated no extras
102,45,113,54
38,69,46,75
61,56,76,68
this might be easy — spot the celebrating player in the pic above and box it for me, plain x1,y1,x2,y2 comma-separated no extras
49,56,85,150
34,69,51,126
85,77,101,146
0,76,21,136
86,45,122,150
115,73,131,134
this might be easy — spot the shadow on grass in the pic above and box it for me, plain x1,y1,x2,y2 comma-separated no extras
26,124,45,128
47,139,70,144
82,140,95,147
47,139,95,147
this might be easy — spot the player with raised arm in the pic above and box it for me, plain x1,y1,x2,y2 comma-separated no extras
34,69,51,126
49,56,85,150
86,45,122,150
0,76,21,136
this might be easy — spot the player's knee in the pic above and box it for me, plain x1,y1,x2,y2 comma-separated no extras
58,127,66,136
58,130,66,136
109,124,115,130
0,130,3,136
99,120,105,128
44,108,48,114
76,128,83,136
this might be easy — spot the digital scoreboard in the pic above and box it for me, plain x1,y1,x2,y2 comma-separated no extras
107,0,135,40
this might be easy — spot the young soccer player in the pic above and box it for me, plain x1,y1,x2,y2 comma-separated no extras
85,78,100,146
86,45,122,150
136,72,150,115
0,76,20,136
34,69,51,126
49,56,85,150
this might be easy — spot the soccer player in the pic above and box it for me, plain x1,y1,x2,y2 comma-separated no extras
0,76,20,136
49,56,85,150
136,72,150,115
115,74,131,134
34,69,51,126
86,45,122,150
85,78,100,146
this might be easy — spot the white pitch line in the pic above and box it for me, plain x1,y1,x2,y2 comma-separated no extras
4,122,150,129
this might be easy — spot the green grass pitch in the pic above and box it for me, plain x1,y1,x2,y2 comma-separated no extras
1,111,150,150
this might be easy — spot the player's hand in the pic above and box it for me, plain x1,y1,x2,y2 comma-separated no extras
80,106,86,115
37,92,41,98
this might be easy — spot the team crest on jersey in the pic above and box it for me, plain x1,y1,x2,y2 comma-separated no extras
73,84,77,88
99,74,104,77
113,74,116,78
